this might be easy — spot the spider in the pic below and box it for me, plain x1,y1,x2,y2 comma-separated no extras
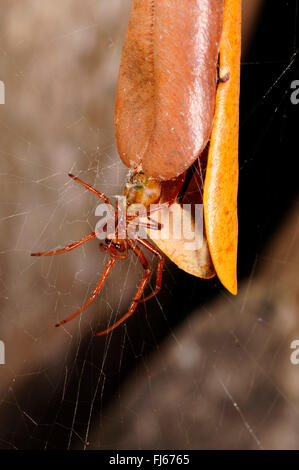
31,172,182,336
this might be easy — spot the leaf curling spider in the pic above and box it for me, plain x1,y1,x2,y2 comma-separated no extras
31,172,182,336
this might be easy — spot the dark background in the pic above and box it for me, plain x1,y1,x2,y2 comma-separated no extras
0,0,299,450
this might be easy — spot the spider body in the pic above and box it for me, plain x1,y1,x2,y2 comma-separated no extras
31,172,170,336
124,172,162,207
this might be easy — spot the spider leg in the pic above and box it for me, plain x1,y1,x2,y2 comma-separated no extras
126,198,178,221
55,257,116,328
31,232,96,257
135,237,164,303
146,216,163,230
95,241,151,336
130,220,162,231
68,173,112,205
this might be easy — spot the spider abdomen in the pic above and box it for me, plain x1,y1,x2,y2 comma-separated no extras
124,172,161,208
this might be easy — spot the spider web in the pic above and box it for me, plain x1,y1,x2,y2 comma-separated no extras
0,0,299,450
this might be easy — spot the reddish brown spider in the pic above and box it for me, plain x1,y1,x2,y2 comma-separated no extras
31,172,181,336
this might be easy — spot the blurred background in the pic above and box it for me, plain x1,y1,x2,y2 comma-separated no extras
0,0,299,450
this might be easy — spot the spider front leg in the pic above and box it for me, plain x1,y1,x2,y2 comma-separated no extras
31,173,115,257
68,173,112,206
31,232,96,257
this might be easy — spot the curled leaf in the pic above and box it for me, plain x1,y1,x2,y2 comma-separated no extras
144,160,216,279
115,0,224,180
